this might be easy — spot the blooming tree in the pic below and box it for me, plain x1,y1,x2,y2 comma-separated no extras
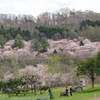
18,65,45,95
3,71,14,82
3,71,14,98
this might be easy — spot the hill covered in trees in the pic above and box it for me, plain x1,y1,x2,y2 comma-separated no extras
0,8,100,85
0,8,100,43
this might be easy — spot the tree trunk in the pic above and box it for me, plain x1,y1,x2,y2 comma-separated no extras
26,81,28,89
6,87,10,98
16,93,18,96
8,92,10,98
39,83,42,94
33,83,36,95
91,77,95,88
91,81,94,88
31,84,33,93
24,92,26,96
48,87,54,99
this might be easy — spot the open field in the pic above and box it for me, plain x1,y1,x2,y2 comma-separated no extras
0,86,100,100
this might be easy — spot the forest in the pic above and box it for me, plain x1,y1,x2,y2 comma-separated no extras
0,8,100,42
0,8,100,97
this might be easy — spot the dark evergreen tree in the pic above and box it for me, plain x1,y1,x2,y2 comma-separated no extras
0,35,6,48
1,25,4,30
5,33,13,41
80,41,84,46
53,49,57,54
32,40,41,51
12,34,24,48
40,37,50,52
23,30,31,41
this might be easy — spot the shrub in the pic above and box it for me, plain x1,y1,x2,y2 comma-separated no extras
39,86,49,92
80,41,84,46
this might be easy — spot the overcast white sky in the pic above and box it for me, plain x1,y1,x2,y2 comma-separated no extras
0,0,100,18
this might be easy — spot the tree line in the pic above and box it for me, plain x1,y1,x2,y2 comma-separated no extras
35,26,69,39
0,26,31,41
0,26,31,48
80,19,100,30
1,8,100,42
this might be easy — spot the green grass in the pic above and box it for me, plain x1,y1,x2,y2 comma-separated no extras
0,86,100,100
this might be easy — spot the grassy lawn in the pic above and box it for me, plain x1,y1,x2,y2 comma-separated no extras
0,86,100,100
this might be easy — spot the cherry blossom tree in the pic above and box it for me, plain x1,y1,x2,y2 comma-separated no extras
18,65,45,95
3,71,14,98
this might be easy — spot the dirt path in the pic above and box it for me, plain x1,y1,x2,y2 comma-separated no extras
89,97,100,100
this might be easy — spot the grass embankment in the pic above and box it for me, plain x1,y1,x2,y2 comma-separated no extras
0,86,100,100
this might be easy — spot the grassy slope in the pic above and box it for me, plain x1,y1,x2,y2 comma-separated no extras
0,86,100,100
53,86,100,100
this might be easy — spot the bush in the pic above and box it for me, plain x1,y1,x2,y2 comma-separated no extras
53,49,57,54
80,41,84,46
39,86,49,92
13,88,29,96
13,88,21,96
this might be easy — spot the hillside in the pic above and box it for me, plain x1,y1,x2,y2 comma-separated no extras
0,37,100,58
0,36,100,87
